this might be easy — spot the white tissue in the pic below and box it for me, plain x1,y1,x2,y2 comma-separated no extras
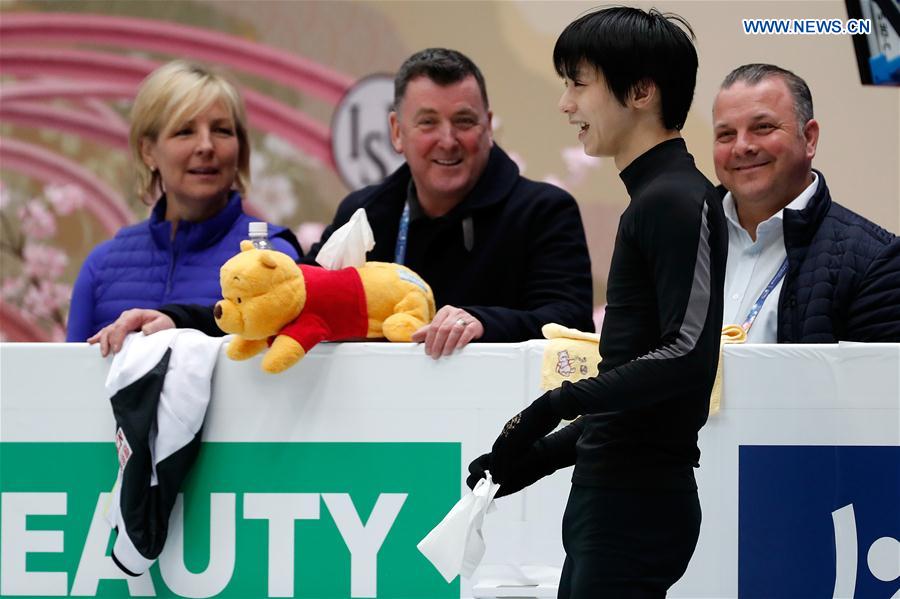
315,207,374,269
417,473,501,583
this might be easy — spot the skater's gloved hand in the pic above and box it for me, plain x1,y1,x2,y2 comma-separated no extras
490,391,561,482
466,453,495,491
470,419,582,499
468,435,569,499
466,452,534,499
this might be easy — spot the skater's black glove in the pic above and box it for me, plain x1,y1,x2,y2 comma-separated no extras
490,390,560,481
466,453,497,493
466,450,544,499
468,419,582,499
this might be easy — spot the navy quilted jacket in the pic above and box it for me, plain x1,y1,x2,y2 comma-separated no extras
722,171,900,343
66,192,301,341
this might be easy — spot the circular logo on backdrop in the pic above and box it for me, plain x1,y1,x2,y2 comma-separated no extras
331,74,406,191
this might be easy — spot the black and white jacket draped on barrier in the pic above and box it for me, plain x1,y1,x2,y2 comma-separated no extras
103,330,226,576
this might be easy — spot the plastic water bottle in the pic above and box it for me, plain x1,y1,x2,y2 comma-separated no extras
248,221,273,250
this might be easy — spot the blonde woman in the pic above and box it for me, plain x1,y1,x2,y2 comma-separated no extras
67,61,300,342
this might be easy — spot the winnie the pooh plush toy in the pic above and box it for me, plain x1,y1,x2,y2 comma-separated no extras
215,241,436,373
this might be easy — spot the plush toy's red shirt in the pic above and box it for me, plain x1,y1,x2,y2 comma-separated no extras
276,265,368,352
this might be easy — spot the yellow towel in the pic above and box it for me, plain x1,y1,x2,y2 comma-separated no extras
540,323,602,391
709,324,747,415
539,322,742,417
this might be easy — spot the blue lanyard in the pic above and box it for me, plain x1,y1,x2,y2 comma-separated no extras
394,201,410,265
741,257,789,332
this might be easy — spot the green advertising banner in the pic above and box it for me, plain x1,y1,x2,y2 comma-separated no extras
0,442,460,598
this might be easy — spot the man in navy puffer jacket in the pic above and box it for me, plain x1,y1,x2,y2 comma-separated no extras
713,63,899,343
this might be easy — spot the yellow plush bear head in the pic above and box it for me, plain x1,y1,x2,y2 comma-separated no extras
215,241,306,340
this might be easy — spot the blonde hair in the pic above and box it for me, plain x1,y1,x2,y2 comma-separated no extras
129,60,251,200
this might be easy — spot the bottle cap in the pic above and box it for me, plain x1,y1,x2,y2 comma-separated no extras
248,222,268,237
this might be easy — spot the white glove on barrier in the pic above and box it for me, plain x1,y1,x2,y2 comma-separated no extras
315,208,374,269
417,472,501,583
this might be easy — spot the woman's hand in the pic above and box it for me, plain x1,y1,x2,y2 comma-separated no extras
87,309,175,356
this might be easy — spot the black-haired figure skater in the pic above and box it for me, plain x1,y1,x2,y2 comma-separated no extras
469,7,728,597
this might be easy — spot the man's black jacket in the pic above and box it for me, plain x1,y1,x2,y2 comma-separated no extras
720,171,900,342
307,144,594,341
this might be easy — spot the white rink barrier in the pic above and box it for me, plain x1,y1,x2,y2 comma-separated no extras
1,341,898,598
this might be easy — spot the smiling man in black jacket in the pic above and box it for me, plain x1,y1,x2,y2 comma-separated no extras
309,48,594,357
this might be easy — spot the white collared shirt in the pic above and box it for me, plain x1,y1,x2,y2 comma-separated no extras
722,172,818,343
